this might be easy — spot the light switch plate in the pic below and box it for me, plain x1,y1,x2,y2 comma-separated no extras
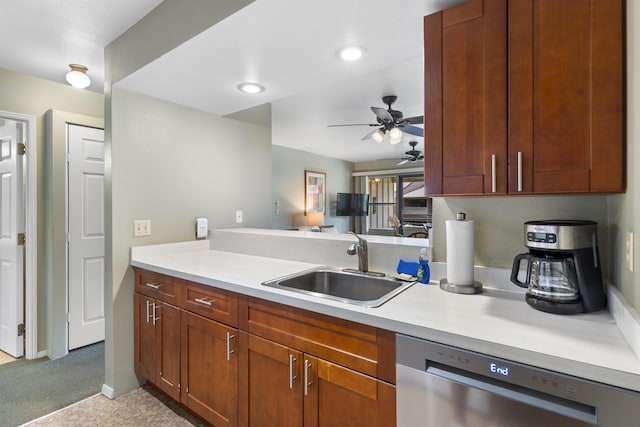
626,231,634,272
235,210,243,224
134,220,151,237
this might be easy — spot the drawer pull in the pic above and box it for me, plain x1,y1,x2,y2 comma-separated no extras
289,355,298,389
145,282,161,290
304,359,313,396
194,297,213,306
226,332,236,361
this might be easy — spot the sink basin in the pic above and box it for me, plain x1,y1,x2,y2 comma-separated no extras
262,267,415,308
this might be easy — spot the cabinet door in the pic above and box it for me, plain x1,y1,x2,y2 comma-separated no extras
509,0,623,193
154,301,181,401
240,332,303,427
424,0,507,196
181,311,239,426
305,357,395,427
134,293,155,380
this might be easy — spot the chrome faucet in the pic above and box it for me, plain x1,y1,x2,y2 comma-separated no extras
347,231,369,273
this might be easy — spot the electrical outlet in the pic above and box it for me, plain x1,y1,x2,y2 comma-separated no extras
235,210,243,224
134,220,151,237
626,231,634,272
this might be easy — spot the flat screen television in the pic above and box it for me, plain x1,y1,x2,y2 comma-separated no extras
336,193,369,216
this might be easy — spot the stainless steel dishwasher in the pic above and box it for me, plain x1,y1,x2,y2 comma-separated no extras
396,334,640,427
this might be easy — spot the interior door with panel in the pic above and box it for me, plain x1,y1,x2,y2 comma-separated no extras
424,0,507,196
0,119,24,357
68,124,105,349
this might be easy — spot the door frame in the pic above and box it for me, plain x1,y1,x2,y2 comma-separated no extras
0,110,37,360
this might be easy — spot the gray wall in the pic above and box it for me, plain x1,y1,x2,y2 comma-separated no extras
108,87,271,394
0,68,104,354
272,145,354,233
430,195,609,273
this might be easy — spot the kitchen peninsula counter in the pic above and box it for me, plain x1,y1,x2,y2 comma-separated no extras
131,238,640,393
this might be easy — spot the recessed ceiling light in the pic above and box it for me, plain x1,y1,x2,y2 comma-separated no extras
237,82,265,94
336,46,366,61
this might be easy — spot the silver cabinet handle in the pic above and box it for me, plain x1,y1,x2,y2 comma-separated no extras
491,154,497,193
145,282,160,289
226,332,236,361
152,304,160,326
194,297,213,306
304,359,313,396
145,300,152,323
517,151,523,192
289,355,298,389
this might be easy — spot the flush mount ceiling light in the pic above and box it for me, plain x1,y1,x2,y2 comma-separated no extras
336,46,366,61
65,64,91,89
237,82,265,94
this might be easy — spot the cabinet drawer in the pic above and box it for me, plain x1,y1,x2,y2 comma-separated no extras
241,297,395,383
182,281,238,327
134,268,180,305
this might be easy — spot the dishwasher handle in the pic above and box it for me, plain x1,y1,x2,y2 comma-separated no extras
427,364,597,425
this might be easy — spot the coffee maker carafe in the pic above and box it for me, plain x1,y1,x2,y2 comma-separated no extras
510,220,606,314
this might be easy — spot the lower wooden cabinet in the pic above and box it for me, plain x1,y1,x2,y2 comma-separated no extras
134,293,181,401
181,310,239,426
133,267,396,427
239,332,395,427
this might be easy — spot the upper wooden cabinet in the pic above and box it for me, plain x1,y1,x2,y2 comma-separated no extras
424,0,624,196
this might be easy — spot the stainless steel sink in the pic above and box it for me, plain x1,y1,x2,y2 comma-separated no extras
261,267,415,308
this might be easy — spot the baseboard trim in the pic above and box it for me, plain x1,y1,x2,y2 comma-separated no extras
101,384,115,399
607,282,640,361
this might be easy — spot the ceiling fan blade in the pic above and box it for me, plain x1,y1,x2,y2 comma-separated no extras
327,123,378,127
371,106,394,123
397,159,409,165
361,128,381,140
404,115,424,125
402,125,424,137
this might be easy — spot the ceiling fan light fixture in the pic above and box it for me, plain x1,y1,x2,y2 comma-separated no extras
372,129,385,143
237,82,265,94
65,64,90,89
336,46,366,61
389,127,403,145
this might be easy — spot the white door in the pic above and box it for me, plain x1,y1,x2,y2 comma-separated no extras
68,124,105,350
0,119,24,357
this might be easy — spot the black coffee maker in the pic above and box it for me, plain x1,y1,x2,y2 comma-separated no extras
511,220,607,314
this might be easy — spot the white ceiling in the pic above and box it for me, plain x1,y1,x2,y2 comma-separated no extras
0,0,163,92
1,0,463,163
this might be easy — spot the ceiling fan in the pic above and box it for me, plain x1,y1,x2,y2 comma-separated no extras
328,95,424,144
397,140,424,165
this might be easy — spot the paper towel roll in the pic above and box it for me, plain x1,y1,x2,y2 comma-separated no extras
446,219,475,285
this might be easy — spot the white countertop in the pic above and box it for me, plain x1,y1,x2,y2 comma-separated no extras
131,240,640,392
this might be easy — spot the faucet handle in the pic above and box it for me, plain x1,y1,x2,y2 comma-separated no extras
348,231,367,245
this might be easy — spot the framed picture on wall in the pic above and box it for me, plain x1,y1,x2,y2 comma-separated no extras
304,170,325,215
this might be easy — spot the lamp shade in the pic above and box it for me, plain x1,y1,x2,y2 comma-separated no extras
372,129,385,143
306,212,324,227
66,64,90,89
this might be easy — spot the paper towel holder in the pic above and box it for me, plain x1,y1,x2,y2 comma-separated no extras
440,211,483,294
